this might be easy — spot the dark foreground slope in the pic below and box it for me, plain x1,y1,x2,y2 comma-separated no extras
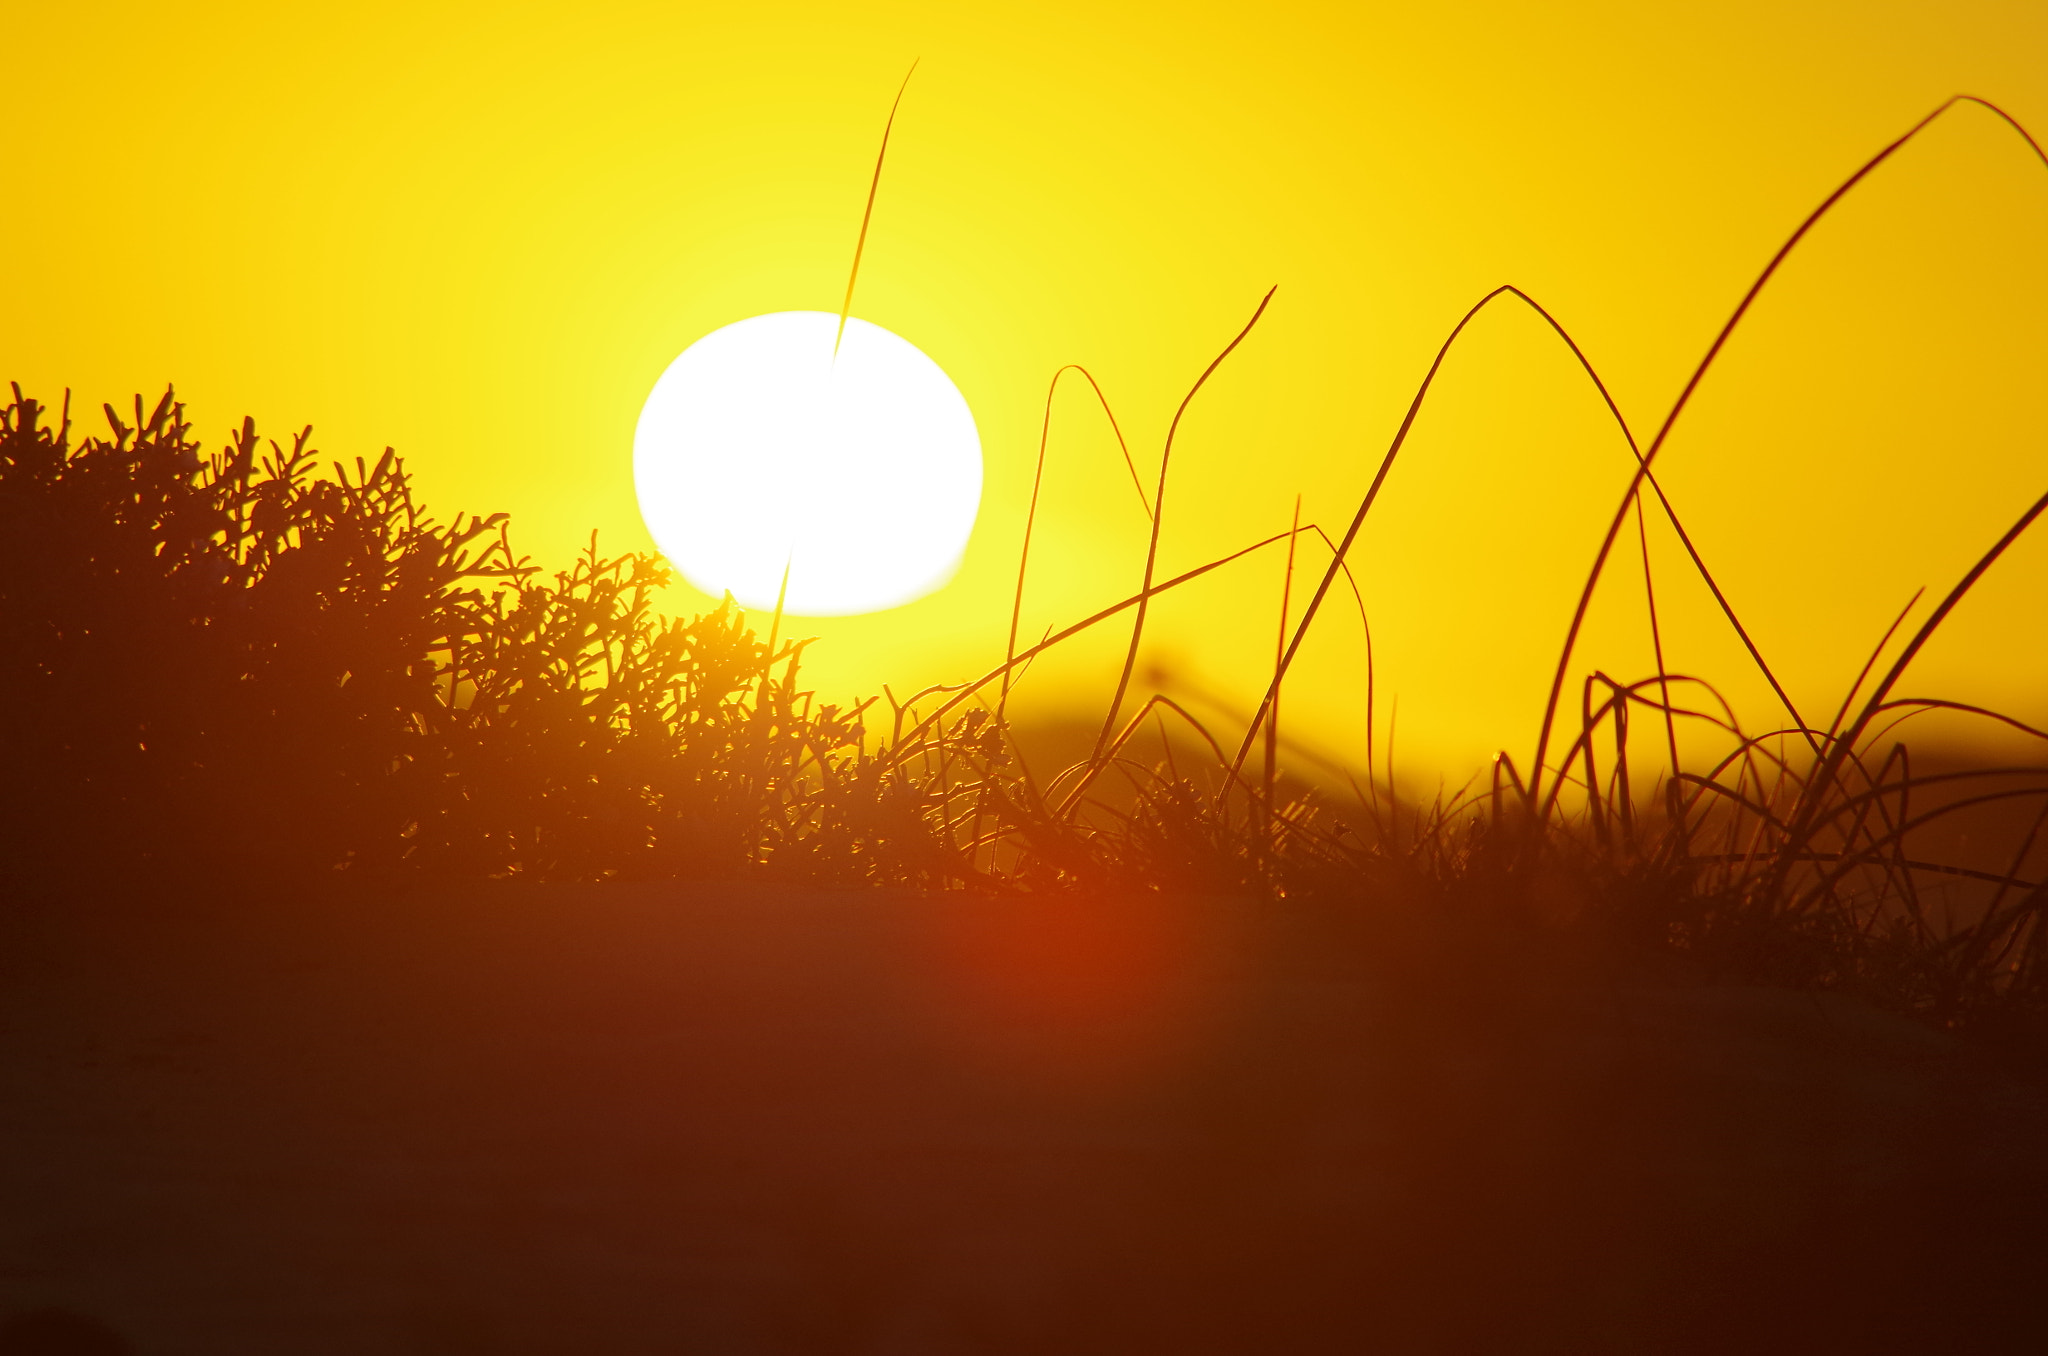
1,883,2042,1355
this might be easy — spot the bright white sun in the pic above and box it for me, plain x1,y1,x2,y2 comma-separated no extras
633,311,982,616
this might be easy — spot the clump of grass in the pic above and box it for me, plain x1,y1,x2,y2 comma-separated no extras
860,92,2048,1039
3,95,2046,1046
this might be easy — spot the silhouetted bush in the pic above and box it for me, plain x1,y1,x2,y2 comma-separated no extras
0,386,947,889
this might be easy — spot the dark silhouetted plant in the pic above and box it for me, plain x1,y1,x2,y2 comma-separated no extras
4,94,2046,1046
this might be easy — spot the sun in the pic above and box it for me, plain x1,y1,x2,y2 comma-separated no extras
632,311,982,616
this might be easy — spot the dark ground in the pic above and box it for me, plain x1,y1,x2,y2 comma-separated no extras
0,879,2043,1355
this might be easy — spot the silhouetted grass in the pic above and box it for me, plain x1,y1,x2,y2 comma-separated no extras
877,92,2048,1043
4,95,2046,1050
0,387,950,889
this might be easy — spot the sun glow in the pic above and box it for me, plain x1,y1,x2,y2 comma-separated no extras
633,311,982,616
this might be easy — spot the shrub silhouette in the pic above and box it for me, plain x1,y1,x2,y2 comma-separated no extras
0,386,950,889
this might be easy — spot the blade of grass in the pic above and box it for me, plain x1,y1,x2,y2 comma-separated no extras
835,60,920,360
891,526,1301,757
1094,287,1277,766
1004,364,1150,716
1263,494,1303,839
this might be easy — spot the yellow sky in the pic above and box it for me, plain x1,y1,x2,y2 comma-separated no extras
8,1,2047,781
